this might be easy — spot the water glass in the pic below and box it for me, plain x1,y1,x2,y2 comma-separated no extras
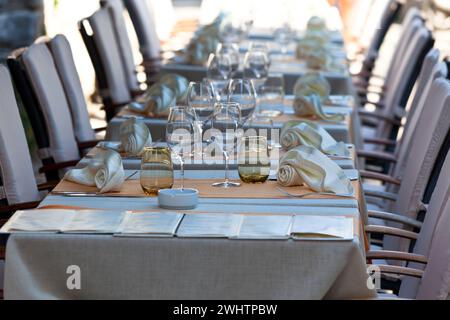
238,136,271,184
140,147,174,196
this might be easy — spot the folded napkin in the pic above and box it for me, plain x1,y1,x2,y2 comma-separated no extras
159,73,189,102
185,15,223,65
293,94,345,122
280,121,350,157
277,145,354,195
293,73,331,100
128,84,176,117
306,16,328,32
98,117,152,156
306,49,331,70
64,149,125,193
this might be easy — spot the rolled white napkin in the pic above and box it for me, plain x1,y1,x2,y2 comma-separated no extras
306,16,328,32
64,149,125,193
293,73,331,100
128,84,176,117
277,146,354,195
281,121,350,157
293,94,345,122
98,117,152,156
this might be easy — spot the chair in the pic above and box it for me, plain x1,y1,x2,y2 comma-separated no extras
353,6,420,89
358,25,435,145
43,34,106,148
0,65,42,219
366,150,450,299
79,8,132,120
7,43,84,180
364,79,450,255
99,0,142,95
123,0,162,76
358,48,445,178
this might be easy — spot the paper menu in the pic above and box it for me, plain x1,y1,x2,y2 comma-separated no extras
234,215,293,240
60,210,126,234
176,213,242,238
116,212,184,237
290,215,354,240
2,209,76,233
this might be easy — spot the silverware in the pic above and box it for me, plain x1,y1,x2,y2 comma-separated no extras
276,187,354,199
125,171,139,181
50,191,147,198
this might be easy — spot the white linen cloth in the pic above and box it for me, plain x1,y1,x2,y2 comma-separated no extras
64,148,125,193
99,117,152,156
293,94,345,122
281,121,350,157
277,145,354,195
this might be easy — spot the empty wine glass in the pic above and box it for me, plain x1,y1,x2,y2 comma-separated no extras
257,73,285,117
207,53,232,80
186,81,215,156
274,24,293,55
210,102,242,188
166,107,196,190
216,42,240,77
227,79,257,125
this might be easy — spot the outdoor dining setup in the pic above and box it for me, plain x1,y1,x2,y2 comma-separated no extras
0,0,450,302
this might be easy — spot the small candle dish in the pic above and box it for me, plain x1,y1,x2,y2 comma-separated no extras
158,188,199,210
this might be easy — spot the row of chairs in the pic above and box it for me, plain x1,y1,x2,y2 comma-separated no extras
0,0,450,299
346,1,450,298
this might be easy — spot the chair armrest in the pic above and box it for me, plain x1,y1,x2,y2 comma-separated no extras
364,138,397,147
94,126,107,133
360,170,401,186
364,189,398,202
37,181,59,191
0,201,41,214
368,211,423,229
359,111,402,127
39,160,79,174
367,251,427,264
365,225,418,240
357,151,398,163
370,264,424,279
78,140,102,150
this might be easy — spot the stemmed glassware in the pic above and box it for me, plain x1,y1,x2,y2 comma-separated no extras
206,53,232,102
216,42,240,77
210,102,242,188
166,107,196,190
186,81,215,156
243,43,271,93
274,24,293,56
227,79,257,125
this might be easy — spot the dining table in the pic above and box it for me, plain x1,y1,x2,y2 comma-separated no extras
1,22,376,300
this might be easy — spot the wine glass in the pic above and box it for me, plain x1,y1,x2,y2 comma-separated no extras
206,53,232,80
257,73,285,117
227,79,257,125
210,102,242,188
216,42,240,77
186,81,215,156
166,107,195,190
274,24,293,56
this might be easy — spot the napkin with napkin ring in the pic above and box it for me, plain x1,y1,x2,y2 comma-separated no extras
98,117,152,156
293,94,345,122
64,148,125,194
280,121,350,157
277,145,354,195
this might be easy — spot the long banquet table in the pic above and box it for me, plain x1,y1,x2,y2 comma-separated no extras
2,23,375,300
